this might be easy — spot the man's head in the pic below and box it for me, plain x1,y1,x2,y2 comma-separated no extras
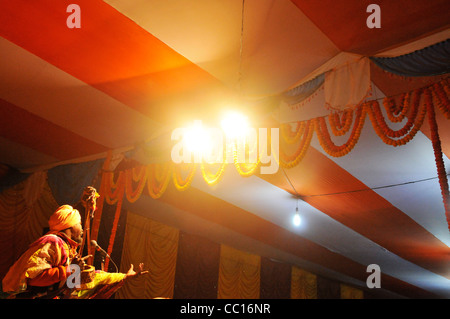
48,205,83,244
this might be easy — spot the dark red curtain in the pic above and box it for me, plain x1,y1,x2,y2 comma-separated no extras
173,231,220,299
260,257,292,298
317,276,340,299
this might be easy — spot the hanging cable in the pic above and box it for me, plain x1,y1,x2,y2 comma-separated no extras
301,174,450,198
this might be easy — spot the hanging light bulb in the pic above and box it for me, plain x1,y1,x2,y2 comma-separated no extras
293,199,301,226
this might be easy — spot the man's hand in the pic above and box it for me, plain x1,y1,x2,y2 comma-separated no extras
71,255,92,269
125,263,149,279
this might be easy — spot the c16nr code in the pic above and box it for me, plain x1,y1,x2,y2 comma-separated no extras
224,303,270,314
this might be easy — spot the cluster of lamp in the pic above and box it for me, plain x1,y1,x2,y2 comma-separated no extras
181,111,302,228
183,111,250,155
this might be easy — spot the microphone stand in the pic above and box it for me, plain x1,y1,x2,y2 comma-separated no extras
92,241,119,273
99,253,119,273
77,186,99,265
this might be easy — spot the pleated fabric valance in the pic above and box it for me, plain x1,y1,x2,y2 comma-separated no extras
370,39,450,77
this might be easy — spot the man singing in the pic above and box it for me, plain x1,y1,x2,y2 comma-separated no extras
2,205,146,298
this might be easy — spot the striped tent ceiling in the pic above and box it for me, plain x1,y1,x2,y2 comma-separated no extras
1,0,450,298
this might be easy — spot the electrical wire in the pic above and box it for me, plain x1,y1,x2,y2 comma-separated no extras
282,170,449,199
301,174,449,198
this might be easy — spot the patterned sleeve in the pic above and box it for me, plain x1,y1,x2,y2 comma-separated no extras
25,237,68,287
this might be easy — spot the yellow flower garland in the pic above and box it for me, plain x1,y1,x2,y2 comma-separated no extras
279,119,314,168
201,151,227,185
147,162,171,199
281,121,306,144
125,165,148,203
173,162,196,191
99,79,449,200
104,171,125,205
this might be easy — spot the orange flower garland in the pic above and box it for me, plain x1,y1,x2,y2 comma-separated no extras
431,80,450,119
281,121,306,144
366,89,427,147
104,171,125,205
279,119,314,168
147,162,171,199
124,165,148,203
314,104,366,157
328,108,354,136
382,92,410,123
98,80,449,199
426,88,450,231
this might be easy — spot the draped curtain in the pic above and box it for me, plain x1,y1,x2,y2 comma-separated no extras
0,172,59,280
340,284,364,299
290,266,317,299
173,232,220,299
371,39,450,77
317,276,341,299
116,211,179,299
260,257,291,299
217,245,260,299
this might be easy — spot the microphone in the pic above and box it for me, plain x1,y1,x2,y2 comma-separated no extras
90,240,111,258
90,240,118,272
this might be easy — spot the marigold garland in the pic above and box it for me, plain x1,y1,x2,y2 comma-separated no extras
426,90,450,231
147,162,171,199
201,151,227,185
314,104,366,157
366,89,427,147
125,166,148,203
281,121,306,144
99,79,449,200
232,141,261,177
279,119,314,168
104,171,125,205
328,108,353,136
172,162,196,191
431,80,450,119
382,92,410,123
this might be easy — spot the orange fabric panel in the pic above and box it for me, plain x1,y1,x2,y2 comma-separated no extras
0,0,230,125
259,146,450,280
0,99,108,160
291,0,450,54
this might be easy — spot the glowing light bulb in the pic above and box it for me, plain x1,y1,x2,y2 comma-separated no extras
293,204,301,227
221,112,249,139
183,120,212,154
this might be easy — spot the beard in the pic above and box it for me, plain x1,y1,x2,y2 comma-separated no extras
72,232,83,245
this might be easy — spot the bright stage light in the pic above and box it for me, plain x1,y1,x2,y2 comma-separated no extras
183,120,212,154
220,112,249,139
